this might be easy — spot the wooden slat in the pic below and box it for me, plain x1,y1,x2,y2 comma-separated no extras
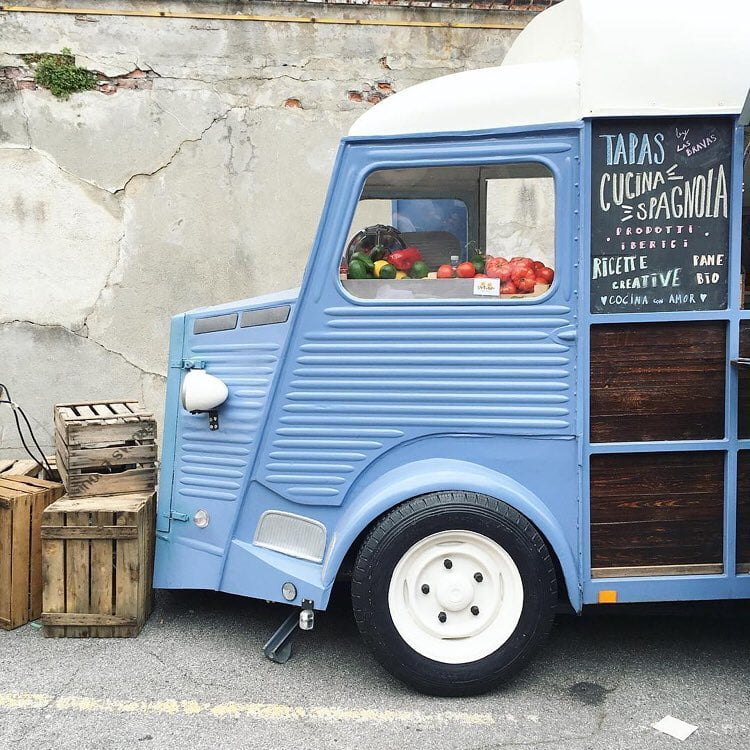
66,421,157,449
591,563,723,579
66,467,157,499
65,510,91,637
42,613,136,626
0,460,15,473
0,503,12,628
591,519,723,568
28,488,46,620
115,507,139,638
590,322,726,442
10,494,31,627
74,405,96,419
42,506,66,638
0,459,40,478
66,443,157,470
42,526,137,540
90,510,114,637
56,400,139,408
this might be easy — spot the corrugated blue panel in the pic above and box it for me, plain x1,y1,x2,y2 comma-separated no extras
259,304,575,503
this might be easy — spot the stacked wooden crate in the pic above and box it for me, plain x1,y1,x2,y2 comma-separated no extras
0,475,65,630
42,401,157,638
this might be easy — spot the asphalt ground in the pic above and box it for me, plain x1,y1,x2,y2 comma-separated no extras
0,588,748,750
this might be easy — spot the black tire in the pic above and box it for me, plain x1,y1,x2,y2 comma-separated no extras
351,491,557,696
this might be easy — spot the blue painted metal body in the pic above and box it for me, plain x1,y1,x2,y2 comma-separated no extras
154,119,750,611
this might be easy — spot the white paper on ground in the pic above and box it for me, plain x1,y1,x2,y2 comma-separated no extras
652,716,699,741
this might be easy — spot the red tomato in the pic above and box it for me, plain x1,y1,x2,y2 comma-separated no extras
498,263,512,282
536,266,554,284
455,262,476,278
532,260,546,271
485,258,504,278
436,264,454,278
474,273,487,278
511,256,532,263
500,281,518,295
515,273,537,293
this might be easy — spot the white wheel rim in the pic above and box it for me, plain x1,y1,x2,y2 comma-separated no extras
387,530,524,664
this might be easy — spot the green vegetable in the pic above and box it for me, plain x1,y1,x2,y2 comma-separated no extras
350,252,374,271
470,255,486,274
378,263,397,279
409,260,429,279
370,244,388,262
347,259,369,279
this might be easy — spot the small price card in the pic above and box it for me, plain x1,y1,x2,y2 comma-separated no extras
473,277,500,296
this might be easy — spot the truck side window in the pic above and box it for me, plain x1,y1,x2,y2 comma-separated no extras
340,163,555,300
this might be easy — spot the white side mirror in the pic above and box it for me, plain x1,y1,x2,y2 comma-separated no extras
181,369,229,413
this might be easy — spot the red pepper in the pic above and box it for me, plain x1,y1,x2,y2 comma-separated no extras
386,246,422,272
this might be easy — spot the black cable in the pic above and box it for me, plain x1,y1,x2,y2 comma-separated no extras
0,383,54,476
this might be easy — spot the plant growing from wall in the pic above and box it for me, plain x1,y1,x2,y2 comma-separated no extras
22,48,96,99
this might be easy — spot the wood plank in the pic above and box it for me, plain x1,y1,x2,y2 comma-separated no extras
590,452,724,524
29,488,46,620
42,506,66,638
42,526,138,540
66,444,157,470
0,459,40,478
10,494,31,628
115,506,139,638
590,322,726,442
0,504,12,628
591,519,723,568
42,613,136,626
65,510,91,637
591,563,724,579
0,460,15,473
67,467,157,498
74,405,96,419
67,421,157,448
90,510,113,637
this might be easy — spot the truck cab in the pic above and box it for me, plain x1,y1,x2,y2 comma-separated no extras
154,0,750,695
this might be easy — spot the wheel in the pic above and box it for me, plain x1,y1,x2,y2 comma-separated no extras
351,491,557,696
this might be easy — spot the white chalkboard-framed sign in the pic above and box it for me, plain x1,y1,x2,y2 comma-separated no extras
591,118,733,314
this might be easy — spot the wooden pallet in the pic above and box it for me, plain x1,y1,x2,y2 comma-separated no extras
42,492,155,638
54,401,157,498
0,475,66,630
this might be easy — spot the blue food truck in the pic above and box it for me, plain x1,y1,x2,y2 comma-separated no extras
154,0,750,695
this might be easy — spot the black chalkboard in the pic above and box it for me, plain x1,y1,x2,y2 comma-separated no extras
591,118,732,314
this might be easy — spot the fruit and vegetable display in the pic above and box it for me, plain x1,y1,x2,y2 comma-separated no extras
435,254,555,295
344,241,554,296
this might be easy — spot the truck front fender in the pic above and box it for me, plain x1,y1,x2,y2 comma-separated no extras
322,457,581,611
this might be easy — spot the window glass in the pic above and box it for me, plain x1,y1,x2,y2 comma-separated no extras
340,163,555,300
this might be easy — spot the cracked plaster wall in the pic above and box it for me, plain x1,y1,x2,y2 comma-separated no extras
0,1,531,457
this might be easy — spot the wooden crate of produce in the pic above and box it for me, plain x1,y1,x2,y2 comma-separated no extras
54,401,157,498
42,492,155,638
0,475,66,630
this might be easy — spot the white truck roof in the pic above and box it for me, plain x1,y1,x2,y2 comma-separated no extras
349,0,750,137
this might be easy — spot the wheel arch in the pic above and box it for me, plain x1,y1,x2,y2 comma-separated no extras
321,458,581,611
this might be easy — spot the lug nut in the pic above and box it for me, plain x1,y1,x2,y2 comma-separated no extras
438,611,447,623
471,606,480,616
421,584,430,595
474,572,483,582
444,559,453,569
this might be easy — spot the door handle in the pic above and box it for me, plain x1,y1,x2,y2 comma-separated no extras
731,358,750,369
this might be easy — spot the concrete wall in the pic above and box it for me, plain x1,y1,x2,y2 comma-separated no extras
0,0,535,456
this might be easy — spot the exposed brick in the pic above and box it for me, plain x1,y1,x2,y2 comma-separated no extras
3,67,24,80
98,82,117,95
376,81,393,93
116,77,138,89
124,68,148,78
15,80,37,90
348,90,364,102
283,97,303,108
366,92,384,104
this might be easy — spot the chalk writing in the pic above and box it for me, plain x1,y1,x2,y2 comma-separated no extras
591,118,732,313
